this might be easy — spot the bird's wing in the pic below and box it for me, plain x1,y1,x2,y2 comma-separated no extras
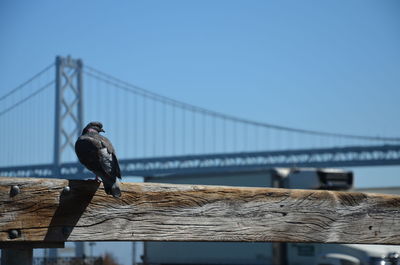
98,135,122,179
112,153,122,179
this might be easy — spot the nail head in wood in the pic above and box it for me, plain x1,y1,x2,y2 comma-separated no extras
8,229,20,239
10,185,20,197
62,186,70,194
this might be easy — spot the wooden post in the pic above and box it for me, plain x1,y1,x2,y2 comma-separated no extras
271,173,287,265
1,177,400,244
0,243,64,265
1,248,32,265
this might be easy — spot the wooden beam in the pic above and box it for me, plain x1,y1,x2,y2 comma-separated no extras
1,177,400,244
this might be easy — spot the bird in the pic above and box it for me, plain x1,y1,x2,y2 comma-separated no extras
75,121,122,197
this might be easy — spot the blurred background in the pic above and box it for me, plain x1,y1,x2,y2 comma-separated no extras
1,1,400,265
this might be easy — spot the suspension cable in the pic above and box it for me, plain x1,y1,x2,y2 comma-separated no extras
0,63,53,102
85,65,400,142
0,80,54,117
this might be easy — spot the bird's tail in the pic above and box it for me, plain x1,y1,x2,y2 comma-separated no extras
104,178,121,198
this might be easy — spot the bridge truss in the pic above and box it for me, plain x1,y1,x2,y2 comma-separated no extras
1,145,399,179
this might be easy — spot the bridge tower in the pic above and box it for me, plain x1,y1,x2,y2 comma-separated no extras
53,56,84,175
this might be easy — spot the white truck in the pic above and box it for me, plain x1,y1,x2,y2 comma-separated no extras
313,244,400,265
142,167,400,265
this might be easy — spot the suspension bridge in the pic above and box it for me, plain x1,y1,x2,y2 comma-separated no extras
1,56,400,179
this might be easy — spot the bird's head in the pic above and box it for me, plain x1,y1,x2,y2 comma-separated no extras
82,121,105,135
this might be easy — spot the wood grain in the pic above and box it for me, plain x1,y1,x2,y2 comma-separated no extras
1,177,400,244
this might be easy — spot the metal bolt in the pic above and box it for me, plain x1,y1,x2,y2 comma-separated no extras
10,185,20,197
62,186,71,194
8,229,20,239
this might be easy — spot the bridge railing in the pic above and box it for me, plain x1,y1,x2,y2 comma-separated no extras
2,144,400,179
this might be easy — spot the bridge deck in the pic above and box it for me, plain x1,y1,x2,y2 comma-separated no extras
1,145,399,178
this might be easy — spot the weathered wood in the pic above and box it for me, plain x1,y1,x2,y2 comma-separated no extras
1,177,400,244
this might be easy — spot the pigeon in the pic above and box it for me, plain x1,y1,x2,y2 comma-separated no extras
75,121,122,197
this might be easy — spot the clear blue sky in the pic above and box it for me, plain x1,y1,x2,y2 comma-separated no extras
1,0,400,186
1,1,400,263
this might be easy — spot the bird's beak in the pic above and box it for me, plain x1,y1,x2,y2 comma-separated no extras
100,129,105,133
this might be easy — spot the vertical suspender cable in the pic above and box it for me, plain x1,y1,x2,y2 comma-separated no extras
182,108,186,154
153,98,157,156
244,123,248,151
172,104,176,155
213,115,216,153
202,113,206,153
163,100,166,156
143,95,147,157
233,120,237,152
134,92,138,157
223,117,226,152
192,110,196,154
